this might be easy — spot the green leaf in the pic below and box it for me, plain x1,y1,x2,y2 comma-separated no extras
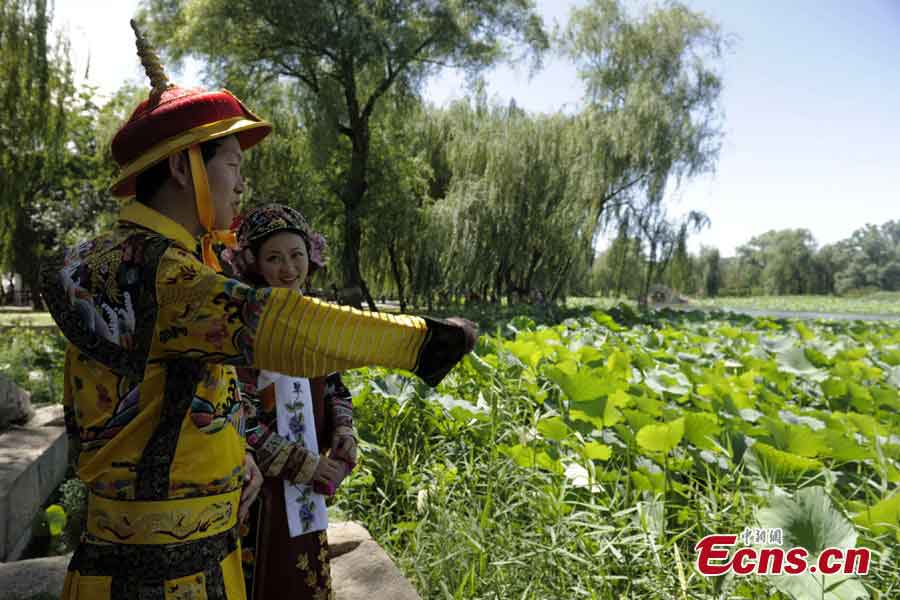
683,412,721,451
644,368,691,395
634,394,664,416
636,417,685,454
795,322,815,341
757,487,866,600
630,470,665,494
880,348,900,366
570,387,631,428
581,441,612,461
822,378,848,400
501,444,563,474
871,385,900,410
623,408,655,432
762,417,829,458
505,339,544,369
605,349,631,378
547,369,615,404
537,416,570,441
805,346,832,368
821,429,875,462
854,491,900,536
776,346,826,380
591,311,623,331
847,383,874,413
844,412,886,439
752,442,823,478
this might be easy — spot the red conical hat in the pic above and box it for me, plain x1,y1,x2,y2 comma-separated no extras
109,20,271,198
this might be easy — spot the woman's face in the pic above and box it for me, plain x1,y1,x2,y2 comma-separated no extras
256,231,309,291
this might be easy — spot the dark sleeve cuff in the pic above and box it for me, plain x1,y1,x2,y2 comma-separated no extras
412,317,468,387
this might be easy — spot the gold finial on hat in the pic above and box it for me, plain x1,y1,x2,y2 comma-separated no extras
130,18,172,103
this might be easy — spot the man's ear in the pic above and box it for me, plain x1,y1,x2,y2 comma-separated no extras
168,150,191,188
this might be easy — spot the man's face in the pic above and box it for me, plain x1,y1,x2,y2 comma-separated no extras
205,135,245,230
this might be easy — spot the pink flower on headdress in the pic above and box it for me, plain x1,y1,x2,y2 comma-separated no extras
308,232,327,268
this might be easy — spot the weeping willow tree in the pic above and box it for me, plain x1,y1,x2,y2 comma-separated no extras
441,100,596,303
565,0,726,282
370,94,597,306
0,0,75,305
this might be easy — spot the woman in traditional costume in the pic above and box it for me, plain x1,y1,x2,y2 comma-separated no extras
226,204,354,599
40,22,475,600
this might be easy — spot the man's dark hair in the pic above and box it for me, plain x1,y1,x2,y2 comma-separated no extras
135,138,224,204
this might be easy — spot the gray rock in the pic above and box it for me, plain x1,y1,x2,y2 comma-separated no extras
0,374,33,430
332,539,421,600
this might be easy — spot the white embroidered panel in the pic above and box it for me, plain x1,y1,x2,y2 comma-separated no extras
259,370,328,537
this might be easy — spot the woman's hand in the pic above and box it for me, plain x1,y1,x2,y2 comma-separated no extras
331,432,358,466
312,456,344,485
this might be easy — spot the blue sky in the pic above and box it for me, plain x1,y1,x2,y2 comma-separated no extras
55,0,899,256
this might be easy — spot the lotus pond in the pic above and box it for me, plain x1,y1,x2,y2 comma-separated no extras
336,305,900,599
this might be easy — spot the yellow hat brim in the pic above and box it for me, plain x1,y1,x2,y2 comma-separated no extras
110,116,272,198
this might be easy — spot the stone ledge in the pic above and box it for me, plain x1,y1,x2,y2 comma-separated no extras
0,406,68,562
0,521,420,600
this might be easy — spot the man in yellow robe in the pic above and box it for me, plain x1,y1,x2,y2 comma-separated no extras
39,21,475,600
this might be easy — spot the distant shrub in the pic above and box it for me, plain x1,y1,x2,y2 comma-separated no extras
0,329,66,404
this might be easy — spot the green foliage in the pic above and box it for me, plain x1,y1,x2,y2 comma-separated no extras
0,0,78,301
833,221,900,295
733,229,820,295
0,328,66,403
716,221,900,298
58,477,88,548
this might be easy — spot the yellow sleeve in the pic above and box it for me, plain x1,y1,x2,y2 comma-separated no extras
151,246,431,379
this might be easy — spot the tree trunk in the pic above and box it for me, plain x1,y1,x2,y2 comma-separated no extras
387,239,406,313
550,256,575,302
614,240,631,298
339,67,377,312
523,249,543,296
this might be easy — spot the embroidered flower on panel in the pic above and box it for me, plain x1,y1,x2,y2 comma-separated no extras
288,414,305,439
296,552,310,570
305,570,318,588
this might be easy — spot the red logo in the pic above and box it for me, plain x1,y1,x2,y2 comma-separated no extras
695,533,870,576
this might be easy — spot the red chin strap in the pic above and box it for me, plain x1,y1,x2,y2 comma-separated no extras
188,145,237,272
